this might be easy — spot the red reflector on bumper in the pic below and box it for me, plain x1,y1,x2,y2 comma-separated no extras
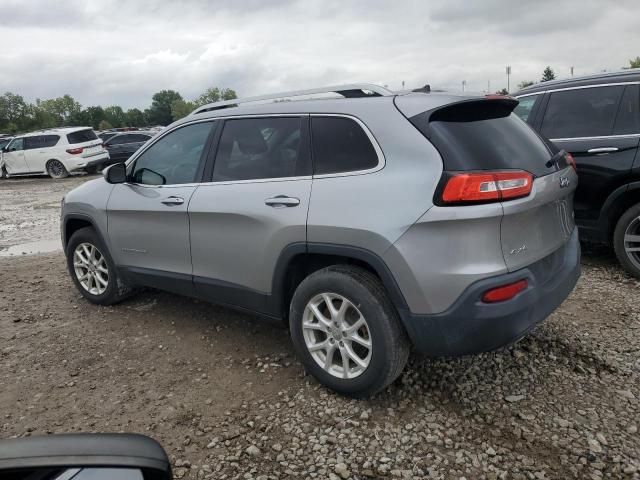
482,279,528,303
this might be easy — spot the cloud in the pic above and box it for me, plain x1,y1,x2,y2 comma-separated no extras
0,0,638,109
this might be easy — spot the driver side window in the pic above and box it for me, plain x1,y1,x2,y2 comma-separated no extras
130,122,215,185
8,138,24,151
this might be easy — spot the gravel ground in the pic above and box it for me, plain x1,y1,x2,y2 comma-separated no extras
0,176,639,479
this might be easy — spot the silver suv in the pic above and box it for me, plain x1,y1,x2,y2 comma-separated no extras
60,84,581,397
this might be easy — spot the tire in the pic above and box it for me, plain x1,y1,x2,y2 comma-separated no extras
289,265,410,398
46,159,69,179
613,203,640,279
66,227,132,305
0,165,7,179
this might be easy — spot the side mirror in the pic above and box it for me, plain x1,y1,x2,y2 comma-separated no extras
104,162,127,184
0,433,172,480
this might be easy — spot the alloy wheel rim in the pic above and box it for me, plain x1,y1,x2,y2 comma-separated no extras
302,292,372,379
49,160,64,177
73,242,109,295
624,216,640,270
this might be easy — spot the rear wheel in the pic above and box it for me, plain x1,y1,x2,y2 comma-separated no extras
46,159,69,179
289,265,410,398
66,227,132,305
613,203,640,278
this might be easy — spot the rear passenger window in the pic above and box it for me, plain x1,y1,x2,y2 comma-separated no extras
613,85,640,135
67,129,98,144
541,86,625,139
311,117,379,175
213,117,309,181
42,135,59,147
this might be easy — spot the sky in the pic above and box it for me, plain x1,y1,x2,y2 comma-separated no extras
0,0,638,110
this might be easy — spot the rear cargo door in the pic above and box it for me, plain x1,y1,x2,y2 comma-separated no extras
405,96,576,272
500,166,577,271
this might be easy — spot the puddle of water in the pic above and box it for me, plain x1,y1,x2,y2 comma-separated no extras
0,238,62,257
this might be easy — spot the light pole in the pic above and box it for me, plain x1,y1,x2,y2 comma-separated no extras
462,80,466,92
506,65,511,93
570,66,574,77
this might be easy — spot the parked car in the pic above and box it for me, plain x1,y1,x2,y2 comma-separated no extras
0,127,109,178
103,131,154,165
98,131,119,142
60,84,579,397
514,70,640,277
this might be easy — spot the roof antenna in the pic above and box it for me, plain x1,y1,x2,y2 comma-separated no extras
412,84,431,93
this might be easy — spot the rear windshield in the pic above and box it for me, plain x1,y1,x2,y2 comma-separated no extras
410,100,555,177
67,129,98,144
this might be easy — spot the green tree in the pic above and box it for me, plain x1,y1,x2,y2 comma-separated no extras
541,66,556,82
125,108,146,127
147,90,183,126
518,80,535,89
84,106,106,129
98,120,113,130
170,99,196,121
104,106,127,128
0,92,29,131
495,88,509,95
194,87,237,108
626,57,640,69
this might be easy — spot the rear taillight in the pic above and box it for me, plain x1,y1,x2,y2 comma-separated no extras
66,147,84,155
482,279,528,303
565,152,577,172
441,170,533,204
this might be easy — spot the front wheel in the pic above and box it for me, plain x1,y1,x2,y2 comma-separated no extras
613,203,640,279
66,227,132,305
46,159,69,179
289,265,410,398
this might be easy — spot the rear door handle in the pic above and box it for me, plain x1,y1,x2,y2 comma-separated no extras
587,147,619,154
161,196,184,206
265,195,300,207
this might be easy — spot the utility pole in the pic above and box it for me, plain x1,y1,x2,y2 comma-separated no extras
570,66,574,77
402,80,405,89
462,80,466,92
487,80,490,93
505,66,511,93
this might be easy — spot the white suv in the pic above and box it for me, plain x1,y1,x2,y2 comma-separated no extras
0,127,109,179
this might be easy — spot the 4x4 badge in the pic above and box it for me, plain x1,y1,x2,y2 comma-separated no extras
559,176,570,188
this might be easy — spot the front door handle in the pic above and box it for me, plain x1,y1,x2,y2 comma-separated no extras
161,196,184,206
587,147,619,154
265,195,300,207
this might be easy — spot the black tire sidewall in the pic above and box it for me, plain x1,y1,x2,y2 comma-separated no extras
66,227,120,305
290,268,401,396
613,203,640,278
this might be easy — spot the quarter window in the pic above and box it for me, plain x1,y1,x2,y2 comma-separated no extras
541,86,625,139
513,96,538,123
212,117,309,181
311,117,378,175
130,121,214,185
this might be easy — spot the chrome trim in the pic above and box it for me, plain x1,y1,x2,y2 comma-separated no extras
550,133,640,141
516,81,640,97
124,113,385,187
514,92,543,99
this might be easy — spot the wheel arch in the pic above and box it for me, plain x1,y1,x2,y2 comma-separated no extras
600,181,640,243
271,243,409,323
63,214,108,252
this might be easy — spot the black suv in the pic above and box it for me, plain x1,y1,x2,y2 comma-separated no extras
514,70,640,277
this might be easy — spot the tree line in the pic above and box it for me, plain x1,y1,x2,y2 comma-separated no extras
0,87,237,134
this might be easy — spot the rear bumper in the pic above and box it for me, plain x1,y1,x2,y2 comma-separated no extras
84,154,116,171
399,228,581,356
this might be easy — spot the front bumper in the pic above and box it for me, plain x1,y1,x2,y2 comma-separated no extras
399,228,581,356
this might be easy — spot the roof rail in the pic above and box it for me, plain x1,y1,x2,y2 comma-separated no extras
191,83,393,115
